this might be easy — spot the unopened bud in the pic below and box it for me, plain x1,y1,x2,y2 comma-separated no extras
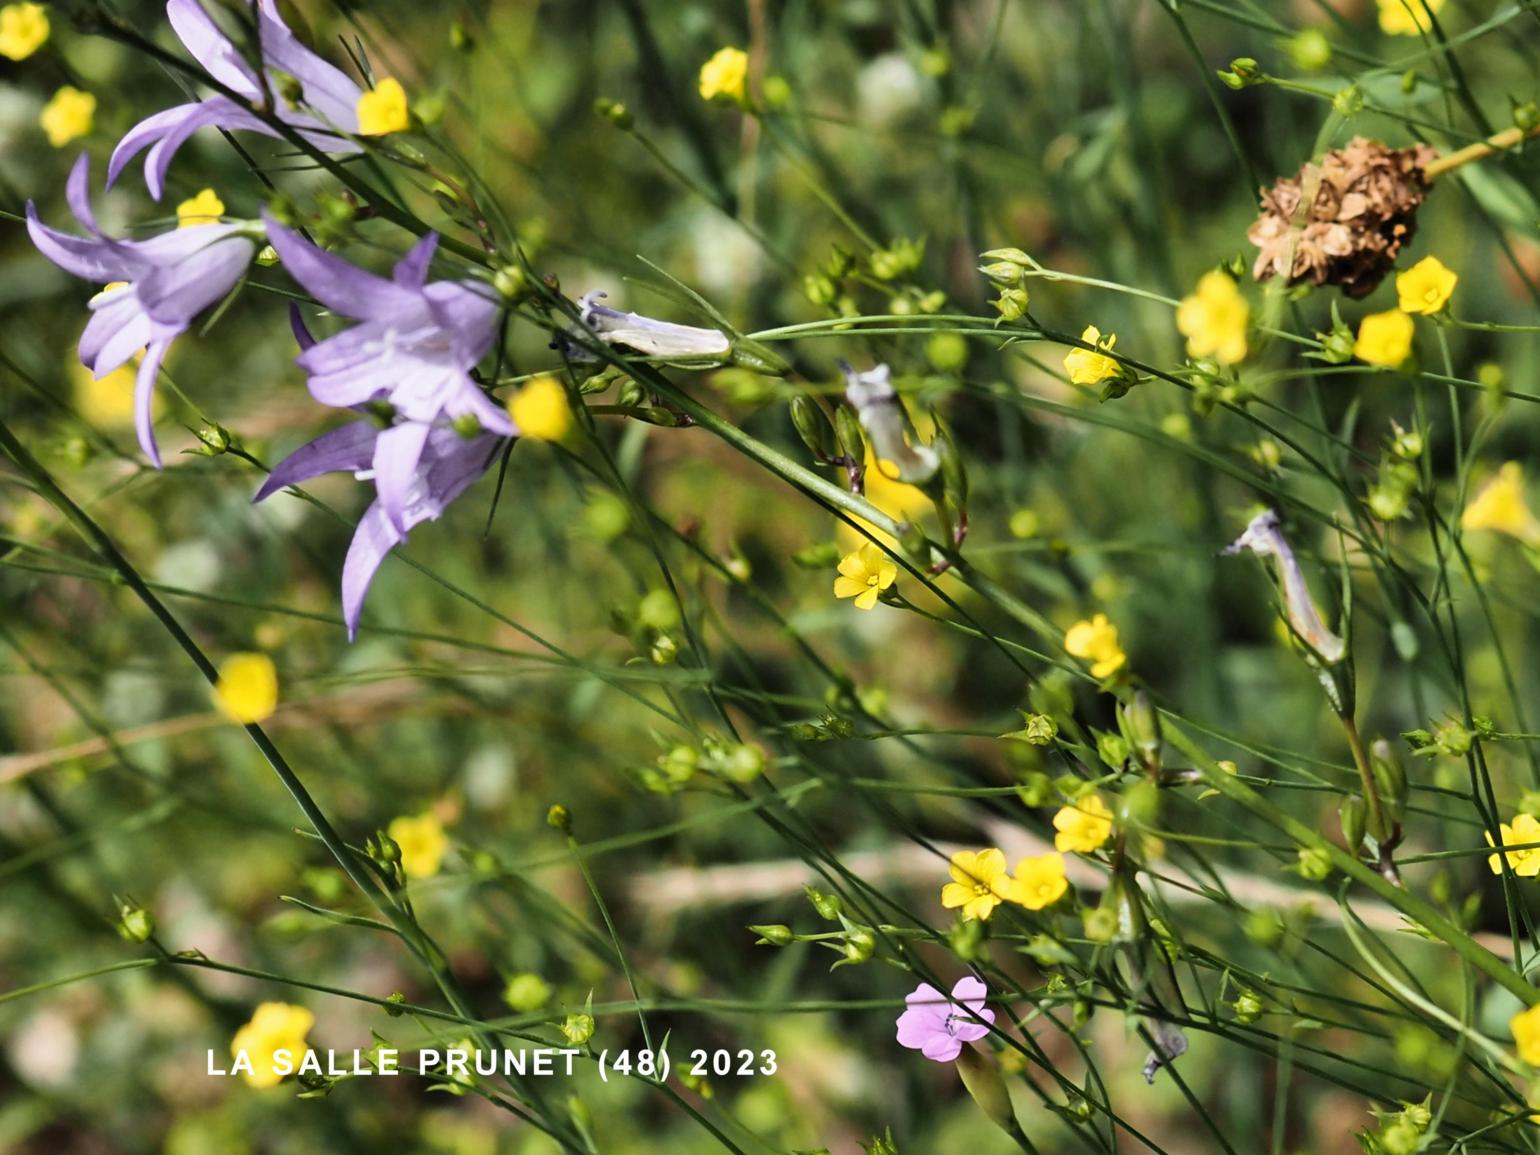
561,1012,595,1046
750,924,794,946
1339,796,1366,853
791,395,836,458
547,804,572,833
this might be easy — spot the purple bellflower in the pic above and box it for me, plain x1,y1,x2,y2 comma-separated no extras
254,416,504,638
262,215,513,534
895,976,995,1062
109,0,364,200
26,154,258,466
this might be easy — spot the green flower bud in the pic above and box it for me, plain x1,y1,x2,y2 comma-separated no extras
834,405,866,464
384,991,407,1017
547,804,572,833
805,885,843,920
751,924,795,946
1297,846,1332,881
835,925,875,967
954,1045,1019,1138
1232,989,1264,1024
791,395,836,458
1370,737,1408,824
1015,770,1053,807
502,972,552,1013
993,287,1030,321
1339,795,1367,853
717,743,766,784
116,899,154,943
1216,57,1263,89
561,1012,596,1046
594,97,634,130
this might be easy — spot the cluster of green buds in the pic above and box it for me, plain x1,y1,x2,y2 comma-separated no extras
1360,1097,1434,1155
1365,422,1424,522
804,245,859,314
750,887,880,968
978,247,1032,322
634,737,767,795
1188,359,1252,416
1403,714,1495,758
790,392,866,492
869,236,925,282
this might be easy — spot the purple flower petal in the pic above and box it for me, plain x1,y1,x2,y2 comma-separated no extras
919,1034,964,1063
289,303,316,351
167,0,262,99
393,232,439,290
135,337,172,467
253,419,380,502
83,296,153,377
254,0,364,129
951,976,990,1005
895,1005,944,1050
341,500,405,639
371,420,433,533
136,232,255,325
26,206,134,283
263,215,417,319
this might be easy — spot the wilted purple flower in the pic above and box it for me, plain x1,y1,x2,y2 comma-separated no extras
573,291,731,359
254,420,504,638
895,976,995,1062
842,361,940,484
26,154,257,466
109,0,364,199
1222,509,1346,663
263,215,512,533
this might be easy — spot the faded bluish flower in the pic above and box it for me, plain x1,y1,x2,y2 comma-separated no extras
1141,1021,1189,1084
26,154,257,465
842,362,940,485
1222,509,1346,663
254,417,504,638
109,0,364,199
895,976,994,1062
573,291,730,359
264,217,512,532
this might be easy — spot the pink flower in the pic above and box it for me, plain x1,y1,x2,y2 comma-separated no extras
895,976,994,1062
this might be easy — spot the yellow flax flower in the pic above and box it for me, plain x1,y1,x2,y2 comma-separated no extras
388,813,449,879
1487,814,1540,877
833,542,897,610
1514,1003,1540,1066
1176,272,1248,366
698,46,749,104
0,2,48,61
1354,309,1414,367
1064,613,1127,679
1396,255,1456,314
213,652,279,725
1053,794,1114,854
69,360,147,427
176,188,225,228
1063,325,1122,386
941,848,1014,921
356,77,409,135
1378,0,1444,36
1462,463,1540,545
508,375,573,442
40,86,94,147
231,1003,314,1089
1009,852,1069,911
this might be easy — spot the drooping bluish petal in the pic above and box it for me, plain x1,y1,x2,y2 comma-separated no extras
166,0,262,99
1223,509,1346,663
110,98,270,199
136,231,256,326
135,337,173,467
371,420,433,532
254,0,363,129
424,280,500,364
420,431,500,512
253,419,379,501
82,292,153,377
263,215,417,319
26,205,133,283
289,302,316,351
341,500,405,639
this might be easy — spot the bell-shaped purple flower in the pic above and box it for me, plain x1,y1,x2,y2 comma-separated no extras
109,0,365,199
254,420,504,638
26,154,257,466
263,214,512,534
895,976,995,1063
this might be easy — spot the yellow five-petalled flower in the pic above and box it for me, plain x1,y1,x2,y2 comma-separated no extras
1176,272,1249,366
1065,614,1127,680
1395,255,1457,315
941,848,1015,921
834,543,897,610
1063,325,1123,386
1053,794,1114,854
231,1002,314,1089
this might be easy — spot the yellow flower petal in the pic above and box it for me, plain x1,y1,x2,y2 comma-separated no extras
1395,255,1456,315
40,86,95,148
176,188,225,228
0,3,49,61
388,812,449,879
699,46,749,103
1353,309,1415,368
356,77,410,136
213,652,279,725
508,375,573,442
1176,272,1249,366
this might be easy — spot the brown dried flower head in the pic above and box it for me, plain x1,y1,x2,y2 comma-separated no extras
1248,136,1437,298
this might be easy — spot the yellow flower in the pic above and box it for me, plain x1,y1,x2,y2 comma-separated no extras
388,812,449,879
356,77,409,135
833,542,897,610
1064,613,1127,679
1063,325,1121,386
1053,794,1114,854
1378,0,1444,36
1353,309,1415,368
940,848,1014,921
70,360,139,427
0,2,48,61
213,652,279,725
1462,462,1540,545
508,375,573,442
698,46,749,104
1515,1003,1540,1066
1009,852,1069,911
1176,272,1249,366
1487,813,1540,877
176,188,225,228
231,1002,314,1089
1396,256,1456,314
40,86,94,148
